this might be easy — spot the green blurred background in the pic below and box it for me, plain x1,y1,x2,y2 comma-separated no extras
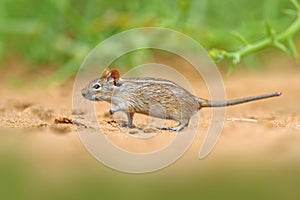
1,0,298,81
1,1,300,200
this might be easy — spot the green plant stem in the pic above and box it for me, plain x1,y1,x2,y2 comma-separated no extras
225,15,300,61
210,0,300,68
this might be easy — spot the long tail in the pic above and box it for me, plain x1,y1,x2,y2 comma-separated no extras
199,92,282,107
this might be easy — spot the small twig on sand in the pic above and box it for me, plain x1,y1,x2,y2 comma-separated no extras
226,118,258,123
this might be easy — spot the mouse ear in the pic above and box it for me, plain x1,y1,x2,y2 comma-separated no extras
109,69,120,84
101,68,120,85
101,68,111,78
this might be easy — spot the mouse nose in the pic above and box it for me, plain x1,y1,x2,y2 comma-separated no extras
81,88,88,97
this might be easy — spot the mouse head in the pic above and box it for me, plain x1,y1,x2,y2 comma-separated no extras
81,68,121,101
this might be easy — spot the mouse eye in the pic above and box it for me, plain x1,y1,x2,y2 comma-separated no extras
92,83,101,90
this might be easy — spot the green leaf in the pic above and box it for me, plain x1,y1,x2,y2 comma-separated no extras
287,36,299,59
273,41,288,53
283,9,299,16
231,32,249,46
227,63,236,75
265,20,276,39
291,0,300,12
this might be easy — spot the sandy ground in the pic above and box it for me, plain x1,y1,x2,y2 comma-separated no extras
0,56,300,199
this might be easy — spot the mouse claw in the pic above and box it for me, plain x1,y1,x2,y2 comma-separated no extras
161,125,185,132
122,122,135,128
161,127,172,131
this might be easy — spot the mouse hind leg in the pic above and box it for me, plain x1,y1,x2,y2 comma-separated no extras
161,119,189,131
160,111,192,131
124,112,135,128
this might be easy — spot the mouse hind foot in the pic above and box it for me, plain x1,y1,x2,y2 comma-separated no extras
161,121,189,132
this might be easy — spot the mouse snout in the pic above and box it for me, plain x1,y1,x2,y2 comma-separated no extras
81,87,89,98
81,87,97,101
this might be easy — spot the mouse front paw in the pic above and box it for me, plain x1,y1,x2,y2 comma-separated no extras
122,122,136,128
109,108,115,115
109,106,121,115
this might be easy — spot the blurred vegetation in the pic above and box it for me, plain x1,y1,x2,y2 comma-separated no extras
1,0,299,81
210,0,300,73
1,150,300,200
